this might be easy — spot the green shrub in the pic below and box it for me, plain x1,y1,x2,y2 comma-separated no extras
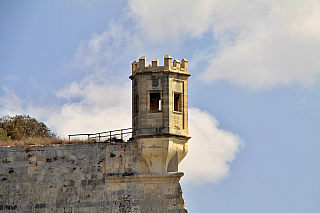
0,115,55,140
0,128,9,140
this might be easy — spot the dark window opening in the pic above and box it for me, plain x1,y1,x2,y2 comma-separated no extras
134,94,139,114
150,93,161,111
174,93,182,112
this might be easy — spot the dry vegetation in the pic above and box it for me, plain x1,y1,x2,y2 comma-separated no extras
0,137,96,147
0,115,95,147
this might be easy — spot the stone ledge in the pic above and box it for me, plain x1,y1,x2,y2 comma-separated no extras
134,134,191,140
105,172,184,183
129,70,191,80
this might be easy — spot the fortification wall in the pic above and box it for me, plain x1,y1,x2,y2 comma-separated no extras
0,142,187,212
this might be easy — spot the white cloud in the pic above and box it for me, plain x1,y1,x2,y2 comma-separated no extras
0,87,24,116
202,0,320,88
128,0,320,88
128,0,217,41
5,74,19,81
48,76,131,137
180,108,243,184
0,86,55,124
70,20,143,75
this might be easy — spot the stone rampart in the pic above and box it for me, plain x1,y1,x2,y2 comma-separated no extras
0,142,187,212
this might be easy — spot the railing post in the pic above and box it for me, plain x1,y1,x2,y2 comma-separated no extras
110,131,112,141
121,129,123,141
99,133,101,142
88,134,89,141
69,135,70,141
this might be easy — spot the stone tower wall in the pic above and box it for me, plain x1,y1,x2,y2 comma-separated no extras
129,56,190,175
130,56,191,137
0,142,187,212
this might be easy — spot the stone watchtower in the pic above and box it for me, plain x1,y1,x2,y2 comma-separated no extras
130,55,191,174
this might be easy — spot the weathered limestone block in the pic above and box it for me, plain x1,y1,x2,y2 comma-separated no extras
0,141,187,212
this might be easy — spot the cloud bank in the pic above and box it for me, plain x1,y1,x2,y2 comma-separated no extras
128,0,320,88
47,76,131,137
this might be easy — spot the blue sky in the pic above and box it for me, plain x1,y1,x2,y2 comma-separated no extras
1,1,319,212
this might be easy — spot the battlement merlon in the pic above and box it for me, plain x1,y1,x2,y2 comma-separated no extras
131,55,190,76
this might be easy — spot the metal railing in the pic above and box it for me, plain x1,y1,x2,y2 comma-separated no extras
68,128,132,142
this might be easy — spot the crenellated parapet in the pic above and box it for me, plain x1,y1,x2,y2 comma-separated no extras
131,55,189,75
